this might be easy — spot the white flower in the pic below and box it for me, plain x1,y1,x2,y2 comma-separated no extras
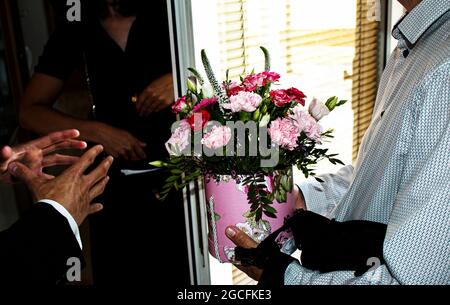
201,83,214,99
308,98,330,121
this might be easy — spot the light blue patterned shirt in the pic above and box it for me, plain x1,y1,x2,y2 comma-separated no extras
288,0,450,285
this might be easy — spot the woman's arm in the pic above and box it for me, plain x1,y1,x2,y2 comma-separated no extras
19,73,99,142
19,73,147,160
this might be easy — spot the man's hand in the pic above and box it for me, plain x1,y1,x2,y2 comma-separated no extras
8,145,113,226
225,226,263,281
0,129,86,184
93,123,147,161
136,73,174,116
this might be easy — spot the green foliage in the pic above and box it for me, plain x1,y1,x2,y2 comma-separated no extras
325,96,348,111
260,46,271,72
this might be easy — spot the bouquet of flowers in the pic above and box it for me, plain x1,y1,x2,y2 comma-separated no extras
151,47,346,222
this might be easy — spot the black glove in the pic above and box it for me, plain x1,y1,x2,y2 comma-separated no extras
235,237,297,287
235,209,387,285
287,209,387,276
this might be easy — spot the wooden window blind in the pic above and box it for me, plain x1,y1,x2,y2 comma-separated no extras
351,0,379,160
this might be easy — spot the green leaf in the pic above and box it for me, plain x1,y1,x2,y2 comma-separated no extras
167,175,179,182
170,169,183,175
337,100,347,106
261,197,273,205
255,208,263,222
263,205,277,215
263,210,277,219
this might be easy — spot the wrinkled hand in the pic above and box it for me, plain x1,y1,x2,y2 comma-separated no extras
136,73,174,116
225,226,263,281
94,123,147,161
8,145,113,226
0,129,86,184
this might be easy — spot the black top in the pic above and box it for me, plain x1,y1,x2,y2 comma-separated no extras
35,3,174,168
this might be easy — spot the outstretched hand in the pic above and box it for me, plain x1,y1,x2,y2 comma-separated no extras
0,129,87,184
8,145,113,226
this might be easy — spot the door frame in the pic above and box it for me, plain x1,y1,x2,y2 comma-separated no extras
167,0,211,285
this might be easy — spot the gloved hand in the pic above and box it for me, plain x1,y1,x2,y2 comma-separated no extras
233,209,388,285
286,209,387,276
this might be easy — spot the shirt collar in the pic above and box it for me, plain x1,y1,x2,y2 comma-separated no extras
392,0,450,49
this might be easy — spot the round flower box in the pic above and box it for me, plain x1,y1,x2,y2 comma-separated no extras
204,175,296,263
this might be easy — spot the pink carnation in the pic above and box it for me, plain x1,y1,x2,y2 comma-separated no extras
270,89,292,107
223,91,262,113
172,96,188,114
242,72,280,91
224,81,245,97
263,72,281,83
290,106,322,143
201,125,232,149
285,87,306,106
193,97,218,112
268,118,299,150
165,120,191,155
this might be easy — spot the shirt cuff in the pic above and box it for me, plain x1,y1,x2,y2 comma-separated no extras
38,199,82,250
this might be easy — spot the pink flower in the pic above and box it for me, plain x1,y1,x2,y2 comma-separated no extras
285,87,306,106
268,118,299,150
223,91,262,113
193,97,218,112
266,174,274,193
242,72,280,91
202,125,232,149
172,96,188,114
290,106,322,143
187,110,211,132
165,120,191,155
270,89,292,107
262,72,281,83
224,81,245,97
242,74,265,91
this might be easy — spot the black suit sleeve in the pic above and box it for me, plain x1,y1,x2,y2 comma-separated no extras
0,203,84,285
